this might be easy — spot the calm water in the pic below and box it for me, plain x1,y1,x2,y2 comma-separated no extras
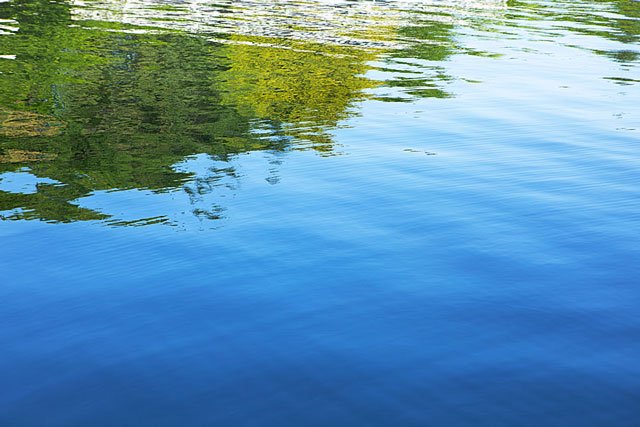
1,0,639,425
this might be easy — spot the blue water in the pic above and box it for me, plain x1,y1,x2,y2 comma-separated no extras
1,0,640,425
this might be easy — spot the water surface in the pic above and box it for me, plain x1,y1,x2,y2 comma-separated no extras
1,0,639,425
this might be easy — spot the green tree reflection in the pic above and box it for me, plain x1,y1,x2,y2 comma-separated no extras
0,0,383,224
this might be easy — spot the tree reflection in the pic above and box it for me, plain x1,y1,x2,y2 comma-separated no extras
0,0,383,225
4,0,630,226
218,37,377,151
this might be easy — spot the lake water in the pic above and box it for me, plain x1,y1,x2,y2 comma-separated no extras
1,0,639,425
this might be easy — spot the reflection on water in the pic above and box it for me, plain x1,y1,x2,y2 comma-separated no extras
3,0,636,226
0,0,394,224
2,0,635,226
1,0,640,426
